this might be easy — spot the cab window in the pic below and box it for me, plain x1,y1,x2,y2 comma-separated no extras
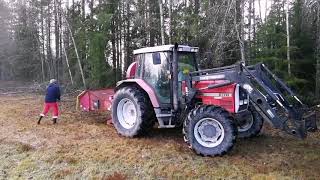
142,52,170,104
178,52,197,81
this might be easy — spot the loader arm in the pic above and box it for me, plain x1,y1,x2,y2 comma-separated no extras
187,62,317,138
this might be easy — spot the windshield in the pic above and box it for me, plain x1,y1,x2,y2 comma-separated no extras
178,52,197,73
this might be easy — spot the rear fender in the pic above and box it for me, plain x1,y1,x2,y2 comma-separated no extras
116,79,160,108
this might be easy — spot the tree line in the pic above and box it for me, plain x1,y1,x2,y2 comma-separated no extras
0,0,319,104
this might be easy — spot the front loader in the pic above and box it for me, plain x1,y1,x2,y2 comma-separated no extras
111,44,318,156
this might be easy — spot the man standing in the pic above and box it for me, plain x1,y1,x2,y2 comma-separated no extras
37,79,61,124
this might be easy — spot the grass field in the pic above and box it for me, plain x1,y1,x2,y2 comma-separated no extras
0,91,320,179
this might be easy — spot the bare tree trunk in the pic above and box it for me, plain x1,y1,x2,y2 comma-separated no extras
252,0,256,59
159,0,165,45
54,0,59,80
40,1,45,82
81,0,85,19
123,0,131,77
237,0,246,63
117,1,123,78
145,0,150,46
46,3,53,78
248,0,252,63
61,38,74,85
168,0,172,44
89,0,94,18
116,26,120,82
58,0,63,82
286,0,291,76
116,4,120,82
111,7,117,84
112,23,117,83
265,0,268,22
61,10,87,88
120,1,123,76
253,0,256,39
241,0,245,42
149,1,155,46
68,24,86,88
126,2,131,65
194,0,199,14
65,0,70,80
258,0,262,21
315,6,320,97
81,0,87,68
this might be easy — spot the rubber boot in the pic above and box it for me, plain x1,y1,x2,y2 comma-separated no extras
37,116,43,125
52,118,57,124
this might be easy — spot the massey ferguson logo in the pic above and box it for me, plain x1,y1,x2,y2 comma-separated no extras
201,93,232,98
220,93,232,97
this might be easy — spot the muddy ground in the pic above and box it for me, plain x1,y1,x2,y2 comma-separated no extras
0,81,320,179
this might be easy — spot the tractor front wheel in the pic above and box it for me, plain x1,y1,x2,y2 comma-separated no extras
183,105,237,156
237,109,264,138
112,86,155,137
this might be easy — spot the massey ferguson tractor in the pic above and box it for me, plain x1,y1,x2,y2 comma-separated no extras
111,44,317,156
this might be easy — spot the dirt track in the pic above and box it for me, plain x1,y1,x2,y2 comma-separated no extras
0,91,320,179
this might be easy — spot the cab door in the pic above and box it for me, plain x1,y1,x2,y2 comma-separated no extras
135,52,171,105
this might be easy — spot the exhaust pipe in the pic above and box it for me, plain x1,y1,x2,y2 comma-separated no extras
172,43,179,111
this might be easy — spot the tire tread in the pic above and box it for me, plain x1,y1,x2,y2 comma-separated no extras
183,105,237,156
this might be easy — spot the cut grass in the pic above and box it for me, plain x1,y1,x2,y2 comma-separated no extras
0,94,319,179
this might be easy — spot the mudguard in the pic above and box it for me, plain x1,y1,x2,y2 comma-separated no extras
116,79,160,108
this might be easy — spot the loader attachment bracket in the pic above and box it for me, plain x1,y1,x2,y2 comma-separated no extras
304,112,317,132
282,111,317,138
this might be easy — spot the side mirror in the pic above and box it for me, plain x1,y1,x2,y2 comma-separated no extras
152,52,161,65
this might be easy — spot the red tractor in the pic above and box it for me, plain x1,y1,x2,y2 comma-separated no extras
111,44,317,156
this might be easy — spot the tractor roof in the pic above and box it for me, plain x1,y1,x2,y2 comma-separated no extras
133,45,199,55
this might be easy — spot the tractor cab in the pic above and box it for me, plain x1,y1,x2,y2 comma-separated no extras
128,45,199,107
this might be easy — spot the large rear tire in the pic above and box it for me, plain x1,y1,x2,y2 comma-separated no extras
112,86,155,137
183,105,237,156
237,110,264,138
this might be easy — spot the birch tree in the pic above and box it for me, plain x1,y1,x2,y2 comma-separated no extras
159,0,165,45
286,0,291,76
168,0,172,44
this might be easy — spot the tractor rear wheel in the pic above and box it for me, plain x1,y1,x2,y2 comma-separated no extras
112,86,155,137
237,109,264,138
183,105,237,156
